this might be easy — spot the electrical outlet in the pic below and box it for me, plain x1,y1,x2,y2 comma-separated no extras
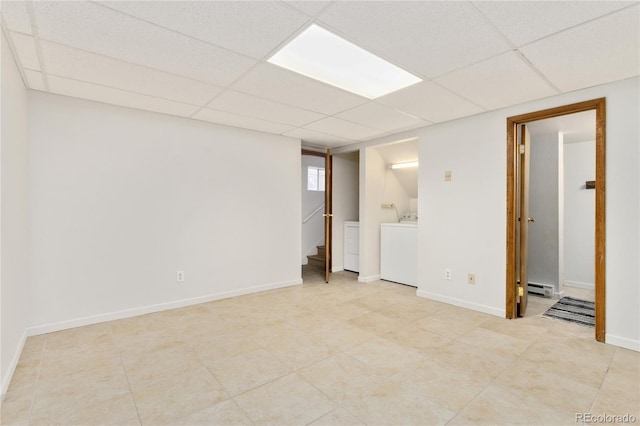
176,270,185,283
445,170,452,181
444,269,452,280
467,273,476,285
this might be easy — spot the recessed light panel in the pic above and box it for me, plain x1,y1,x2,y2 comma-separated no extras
268,25,422,99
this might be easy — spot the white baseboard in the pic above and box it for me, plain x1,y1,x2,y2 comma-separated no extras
358,274,380,283
564,280,595,290
554,290,565,299
26,279,302,337
1,330,27,397
332,266,344,273
606,334,640,352
416,290,505,318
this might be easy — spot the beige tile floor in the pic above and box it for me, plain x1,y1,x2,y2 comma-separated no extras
2,269,638,425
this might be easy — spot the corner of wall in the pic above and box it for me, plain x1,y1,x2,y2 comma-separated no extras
1,331,27,396
0,29,30,397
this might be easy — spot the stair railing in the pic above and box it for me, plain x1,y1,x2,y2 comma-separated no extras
302,202,325,224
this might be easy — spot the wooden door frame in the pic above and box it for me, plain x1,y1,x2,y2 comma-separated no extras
301,149,325,158
505,98,606,342
324,149,333,282
301,148,333,282
517,125,531,316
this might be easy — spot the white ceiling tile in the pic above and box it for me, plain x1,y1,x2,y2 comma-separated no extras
32,1,256,86
98,1,309,59
41,41,222,106
24,70,46,91
48,75,199,117
377,81,485,123
284,1,332,17
9,31,40,70
336,102,429,133
207,90,325,127
283,128,352,147
193,108,294,135
318,1,511,78
436,51,558,111
520,5,640,92
305,117,386,141
1,1,32,34
232,63,368,115
1,0,634,150
474,1,635,46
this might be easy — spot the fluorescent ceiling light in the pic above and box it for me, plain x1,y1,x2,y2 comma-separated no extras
268,25,422,99
390,161,419,169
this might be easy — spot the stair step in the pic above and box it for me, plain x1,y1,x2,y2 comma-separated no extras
316,245,326,257
307,254,325,268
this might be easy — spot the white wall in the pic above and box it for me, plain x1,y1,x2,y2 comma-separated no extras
528,132,559,291
332,152,359,271
418,112,506,316
359,148,384,281
1,31,30,394
27,92,302,332
342,77,640,350
301,155,325,264
381,169,411,222
564,140,595,288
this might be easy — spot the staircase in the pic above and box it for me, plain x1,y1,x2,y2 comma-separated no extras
307,245,326,269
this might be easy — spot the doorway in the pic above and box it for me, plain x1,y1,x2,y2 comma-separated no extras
505,98,606,342
301,148,332,282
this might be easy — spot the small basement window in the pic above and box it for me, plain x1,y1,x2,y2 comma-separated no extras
307,166,325,191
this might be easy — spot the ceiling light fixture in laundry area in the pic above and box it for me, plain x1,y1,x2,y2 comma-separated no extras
390,161,419,169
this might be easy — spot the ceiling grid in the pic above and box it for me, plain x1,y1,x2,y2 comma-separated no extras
1,0,637,147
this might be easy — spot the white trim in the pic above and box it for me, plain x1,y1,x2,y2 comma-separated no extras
358,274,380,283
26,279,302,336
1,330,27,397
606,334,640,352
416,290,505,318
554,290,565,299
332,266,344,273
564,280,594,290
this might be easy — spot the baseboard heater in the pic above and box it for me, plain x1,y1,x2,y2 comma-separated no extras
528,282,553,298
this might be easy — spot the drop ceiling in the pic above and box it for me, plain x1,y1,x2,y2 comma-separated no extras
2,1,638,148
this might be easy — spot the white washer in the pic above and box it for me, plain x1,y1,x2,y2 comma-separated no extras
380,223,418,286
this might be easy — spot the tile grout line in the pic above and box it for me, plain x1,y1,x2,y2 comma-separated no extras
303,349,370,426
189,336,239,413
587,345,618,415
188,321,293,424
107,323,143,426
222,314,357,424
443,329,542,425
8,273,633,424
25,336,47,426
